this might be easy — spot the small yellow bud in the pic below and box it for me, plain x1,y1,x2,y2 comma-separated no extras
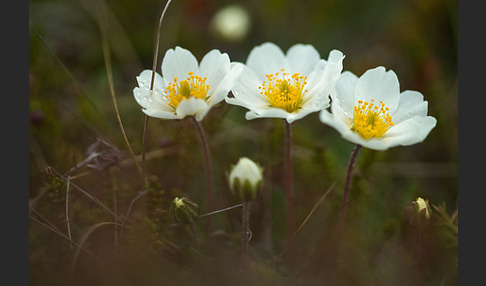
414,197,431,219
170,197,198,225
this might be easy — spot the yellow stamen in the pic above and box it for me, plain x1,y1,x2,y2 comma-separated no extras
259,69,307,113
351,99,394,139
165,72,209,109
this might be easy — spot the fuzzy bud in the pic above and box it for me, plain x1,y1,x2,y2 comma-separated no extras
414,197,431,220
170,197,198,225
405,197,432,227
228,157,263,201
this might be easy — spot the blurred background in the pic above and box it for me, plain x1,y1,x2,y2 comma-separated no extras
29,0,457,285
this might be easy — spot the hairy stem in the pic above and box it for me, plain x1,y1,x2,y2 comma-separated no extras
339,144,363,227
241,201,251,268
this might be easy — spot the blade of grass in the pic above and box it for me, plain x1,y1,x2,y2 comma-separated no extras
29,216,101,261
95,2,143,177
278,182,335,259
29,25,108,136
50,167,120,221
29,207,100,261
78,0,143,78
68,222,121,283
142,0,174,187
66,176,73,250
118,188,150,243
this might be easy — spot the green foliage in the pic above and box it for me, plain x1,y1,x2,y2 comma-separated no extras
29,0,457,285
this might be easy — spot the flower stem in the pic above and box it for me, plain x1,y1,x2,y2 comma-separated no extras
284,120,294,239
241,201,251,268
414,227,423,264
190,116,214,238
339,144,362,228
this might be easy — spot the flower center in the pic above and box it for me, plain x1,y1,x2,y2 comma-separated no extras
351,99,394,139
259,69,308,113
165,72,210,109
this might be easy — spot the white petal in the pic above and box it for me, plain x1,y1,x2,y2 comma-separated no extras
303,51,344,107
231,65,269,107
301,60,329,101
356,138,398,151
246,42,289,79
303,50,344,98
225,96,252,110
175,98,209,118
199,49,231,97
136,70,165,90
381,116,437,148
286,43,321,75
340,115,437,151
391,90,428,124
334,71,358,113
142,108,181,120
161,47,199,86
355,66,400,113
319,107,352,137
133,87,172,112
206,62,244,107
320,49,345,89
302,92,330,111
286,108,319,123
245,107,289,120
194,108,210,122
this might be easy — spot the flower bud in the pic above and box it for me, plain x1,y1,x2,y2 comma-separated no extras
170,197,198,225
414,197,431,220
228,157,263,201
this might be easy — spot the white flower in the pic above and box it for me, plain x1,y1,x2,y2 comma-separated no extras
133,47,243,121
319,66,437,150
226,42,344,123
229,157,263,201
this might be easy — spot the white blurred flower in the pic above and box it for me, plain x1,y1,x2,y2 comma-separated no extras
319,66,437,150
229,157,263,201
133,47,243,121
210,4,250,42
226,42,344,123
